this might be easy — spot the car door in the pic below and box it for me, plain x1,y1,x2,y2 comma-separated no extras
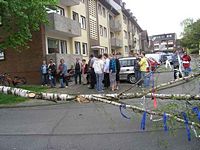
119,59,135,80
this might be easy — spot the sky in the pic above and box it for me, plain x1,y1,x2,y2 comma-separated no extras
123,0,200,38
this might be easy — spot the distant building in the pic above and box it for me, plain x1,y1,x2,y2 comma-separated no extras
140,30,150,52
149,33,177,52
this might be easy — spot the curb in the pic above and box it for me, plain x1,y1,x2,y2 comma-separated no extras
0,100,75,109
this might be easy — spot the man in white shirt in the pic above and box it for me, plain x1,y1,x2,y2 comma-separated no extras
93,54,104,92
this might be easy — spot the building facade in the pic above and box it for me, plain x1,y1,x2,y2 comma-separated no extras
149,33,177,52
0,0,147,84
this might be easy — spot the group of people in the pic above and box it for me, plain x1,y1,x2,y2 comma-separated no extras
40,53,121,92
88,53,121,92
40,58,88,88
40,59,66,88
40,50,193,90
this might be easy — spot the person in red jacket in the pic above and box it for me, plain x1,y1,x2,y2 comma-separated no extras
181,51,191,76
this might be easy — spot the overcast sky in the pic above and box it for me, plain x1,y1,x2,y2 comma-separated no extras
123,0,200,38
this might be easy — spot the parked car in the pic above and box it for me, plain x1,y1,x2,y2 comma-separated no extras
119,56,160,84
119,57,136,84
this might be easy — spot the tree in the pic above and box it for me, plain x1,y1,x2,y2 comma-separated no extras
0,0,58,50
180,18,200,53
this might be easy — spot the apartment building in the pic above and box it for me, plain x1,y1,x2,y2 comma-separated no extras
0,0,147,84
149,33,177,52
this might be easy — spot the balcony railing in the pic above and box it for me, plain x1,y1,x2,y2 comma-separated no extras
60,0,80,6
109,20,122,32
111,38,123,48
46,13,81,37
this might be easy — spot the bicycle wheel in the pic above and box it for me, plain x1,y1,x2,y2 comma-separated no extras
2,79,10,86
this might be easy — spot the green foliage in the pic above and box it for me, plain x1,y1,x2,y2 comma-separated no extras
180,18,200,53
0,93,27,105
0,0,58,50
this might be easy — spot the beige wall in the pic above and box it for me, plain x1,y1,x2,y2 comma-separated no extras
134,29,141,52
70,2,89,59
97,2,110,54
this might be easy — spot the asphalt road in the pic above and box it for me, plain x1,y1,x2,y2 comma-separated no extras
0,99,200,150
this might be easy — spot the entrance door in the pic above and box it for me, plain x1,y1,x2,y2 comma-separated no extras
93,50,99,57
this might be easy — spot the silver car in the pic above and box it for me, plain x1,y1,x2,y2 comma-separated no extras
119,57,136,84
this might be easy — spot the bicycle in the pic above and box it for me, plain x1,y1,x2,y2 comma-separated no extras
0,73,26,87
0,73,12,86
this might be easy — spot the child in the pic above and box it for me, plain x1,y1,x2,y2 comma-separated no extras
48,69,54,88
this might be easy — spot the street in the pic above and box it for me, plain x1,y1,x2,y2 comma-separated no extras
0,100,200,150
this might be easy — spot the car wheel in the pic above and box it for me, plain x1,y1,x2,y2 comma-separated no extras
128,74,136,84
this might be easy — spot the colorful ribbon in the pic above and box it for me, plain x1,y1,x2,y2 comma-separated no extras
192,107,200,121
182,112,191,141
153,97,157,109
151,72,157,109
119,104,131,120
141,112,147,130
163,112,168,131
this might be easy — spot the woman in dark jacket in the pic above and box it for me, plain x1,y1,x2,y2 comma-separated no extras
115,55,121,90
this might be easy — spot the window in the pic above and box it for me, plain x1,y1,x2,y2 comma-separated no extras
47,38,59,54
73,11,79,22
60,40,67,54
100,25,103,36
104,27,107,37
47,38,67,54
123,15,127,24
102,7,106,17
75,41,81,54
98,4,102,15
109,15,112,21
128,32,131,39
82,43,88,55
0,16,2,26
168,40,174,44
80,16,86,29
81,0,85,3
167,34,172,38
119,59,135,67
124,30,128,39
125,46,128,53
46,6,65,16
110,32,114,38
105,47,108,54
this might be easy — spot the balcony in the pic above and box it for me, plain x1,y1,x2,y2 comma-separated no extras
60,0,80,6
109,20,122,32
46,13,81,38
111,38,123,48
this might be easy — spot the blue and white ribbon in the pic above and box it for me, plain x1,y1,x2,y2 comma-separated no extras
119,104,131,120
141,112,147,130
163,112,168,131
192,107,200,121
182,112,191,141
